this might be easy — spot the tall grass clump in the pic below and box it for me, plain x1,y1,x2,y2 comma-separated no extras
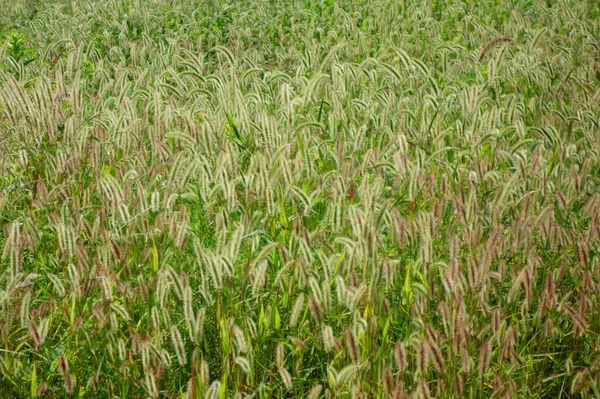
1,0,600,397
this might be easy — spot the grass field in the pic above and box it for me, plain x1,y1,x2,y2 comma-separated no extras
1,0,600,397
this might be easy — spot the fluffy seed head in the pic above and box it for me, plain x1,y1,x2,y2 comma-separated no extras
394,341,407,372
276,342,285,368
58,353,69,375
416,340,428,375
322,325,336,353
307,384,323,399
279,366,292,390
290,293,305,328
345,327,360,363
28,321,41,350
479,340,491,380
309,294,323,324
428,339,444,373
232,324,247,353
64,373,75,394
171,326,187,365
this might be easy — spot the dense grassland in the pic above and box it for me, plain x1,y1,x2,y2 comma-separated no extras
1,0,600,397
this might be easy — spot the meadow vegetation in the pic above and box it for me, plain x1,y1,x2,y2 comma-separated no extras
1,0,600,397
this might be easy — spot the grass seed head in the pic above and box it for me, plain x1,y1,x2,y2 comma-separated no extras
479,340,491,381
290,293,305,328
28,321,41,350
394,341,407,372
322,325,336,353
64,373,75,394
234,356,251,374
307,384,323,399
171,325,187,366
276,342,285,368
309,294,323,324
416,339,428,375
428,339,444,373
58,353,69,375
279,366,293,390
232,324,247,353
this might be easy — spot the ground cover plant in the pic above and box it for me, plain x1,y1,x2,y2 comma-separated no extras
1,0,600,397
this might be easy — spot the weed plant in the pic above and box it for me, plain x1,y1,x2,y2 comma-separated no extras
1,0,600,397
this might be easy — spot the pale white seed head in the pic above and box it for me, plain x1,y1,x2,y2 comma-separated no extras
144,370,158,398
279,366,292,390
194,308,205,344
232,324,247,353
171,326,187,366
290,293,305,328
48,273,66,297
234,356,251,374
276,343,285,368
307,384,323,399
19,290,31,327
322,325,336,353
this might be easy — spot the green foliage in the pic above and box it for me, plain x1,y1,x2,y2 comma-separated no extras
0,31,38,81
